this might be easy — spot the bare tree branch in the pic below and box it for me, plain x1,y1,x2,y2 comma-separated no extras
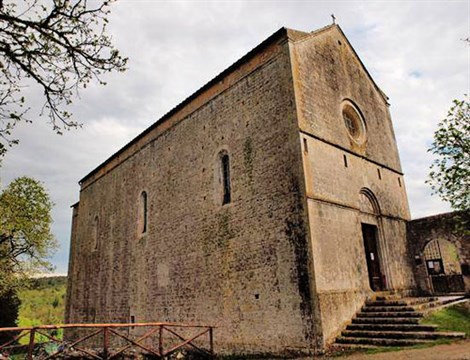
0,0,127,156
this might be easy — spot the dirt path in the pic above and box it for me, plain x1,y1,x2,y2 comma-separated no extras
333,340,470,360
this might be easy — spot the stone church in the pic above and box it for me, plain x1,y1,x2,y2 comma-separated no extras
65,24,417,354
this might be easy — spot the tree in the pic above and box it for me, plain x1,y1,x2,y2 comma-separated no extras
0,176,57,296
427,97,470,232
0,0,127,157
0,290,20,342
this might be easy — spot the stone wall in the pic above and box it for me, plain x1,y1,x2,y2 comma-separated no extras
66,32,317,355
407,212,470,295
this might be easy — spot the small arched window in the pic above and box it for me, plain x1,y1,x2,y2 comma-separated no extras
93,215,99,251
220,152,231,205
140,191,148,234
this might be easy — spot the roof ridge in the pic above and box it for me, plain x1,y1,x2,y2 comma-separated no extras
286,23,336,43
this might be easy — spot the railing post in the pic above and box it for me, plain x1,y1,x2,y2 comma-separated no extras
103,327,109,360
27,329,35,360
209,327,214,356
158,325,163,357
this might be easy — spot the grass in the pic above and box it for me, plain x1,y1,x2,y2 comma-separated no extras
421,301,470,336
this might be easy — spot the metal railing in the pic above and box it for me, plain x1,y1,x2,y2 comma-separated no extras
0,322,215,359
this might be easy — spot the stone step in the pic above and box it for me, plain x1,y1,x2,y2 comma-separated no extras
402,297,439,305
342,330,465,340
352,317,420,324
366,297,438,307
411,300,446,312
373,294,403,301
331,343,382,350
357,311,422,318
336,336,431,347
335,296,468,350
362,305,415,312
346,323,438,332
405,296,465,312
365,300,407,306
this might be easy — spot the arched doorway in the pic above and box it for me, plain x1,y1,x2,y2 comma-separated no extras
359,189,385,291
423,239,465,293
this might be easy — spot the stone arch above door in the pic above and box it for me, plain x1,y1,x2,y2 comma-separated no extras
359,188,381,226
359,188,380,216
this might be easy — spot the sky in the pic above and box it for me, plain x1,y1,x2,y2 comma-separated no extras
0,0,469,275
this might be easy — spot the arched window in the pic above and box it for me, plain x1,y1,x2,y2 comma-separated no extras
220,152,231,205
140,191,148,234
93,215,99,251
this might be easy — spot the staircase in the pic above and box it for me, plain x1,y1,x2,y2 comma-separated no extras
335,294,466,347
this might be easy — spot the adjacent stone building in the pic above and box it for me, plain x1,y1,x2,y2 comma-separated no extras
407,212,469,295
66,24,416,355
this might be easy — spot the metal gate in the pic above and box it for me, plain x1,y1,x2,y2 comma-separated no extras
430,274,465,293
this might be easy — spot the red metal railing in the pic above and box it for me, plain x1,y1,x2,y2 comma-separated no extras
0,322,215,359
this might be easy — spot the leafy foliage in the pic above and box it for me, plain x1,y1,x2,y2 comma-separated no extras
18,278,66,328
0,177,57,296
15,276,67,344
0,0,127,156
28,275,67,290
427,97,470,228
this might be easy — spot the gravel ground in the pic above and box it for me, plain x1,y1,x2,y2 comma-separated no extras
326,339,470,360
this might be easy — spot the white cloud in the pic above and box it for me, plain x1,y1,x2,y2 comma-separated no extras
1,0,468,273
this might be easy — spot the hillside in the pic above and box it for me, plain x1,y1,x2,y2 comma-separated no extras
17,276,67,328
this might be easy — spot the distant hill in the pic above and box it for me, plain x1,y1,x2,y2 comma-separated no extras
18,276,67,329
28,276,67,291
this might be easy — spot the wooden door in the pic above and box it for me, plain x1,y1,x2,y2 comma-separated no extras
361,224,384,291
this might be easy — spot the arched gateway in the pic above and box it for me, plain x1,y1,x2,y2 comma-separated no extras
423,239,465,293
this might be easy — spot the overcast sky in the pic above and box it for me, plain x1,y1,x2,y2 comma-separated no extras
0,0,468,275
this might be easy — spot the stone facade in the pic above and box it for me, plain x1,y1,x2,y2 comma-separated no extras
407,212,469,295
66,25,415,355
